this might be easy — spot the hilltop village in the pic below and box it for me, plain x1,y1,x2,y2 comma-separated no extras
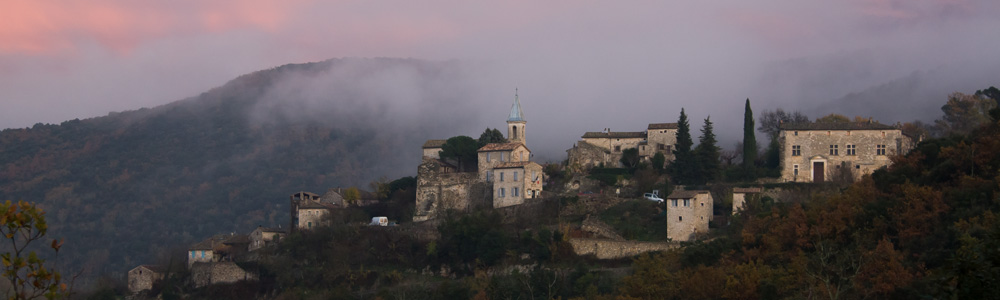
125,92,929,297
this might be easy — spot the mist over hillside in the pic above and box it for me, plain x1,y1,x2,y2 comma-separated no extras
0,58,499,281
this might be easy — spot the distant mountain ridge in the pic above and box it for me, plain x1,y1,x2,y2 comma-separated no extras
0,58,485,281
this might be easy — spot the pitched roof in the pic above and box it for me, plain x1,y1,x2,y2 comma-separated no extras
422,139,447,149
581,131,647,139
733,187,762,193
255,226,286,233
478,142,528,152
189,234,230,250
666,190,709,199
133,265,166,273
648,123,679,130
780,122,897,131
508,91,525,122
223,234,250,245
298,200,336,210
494,161,541,169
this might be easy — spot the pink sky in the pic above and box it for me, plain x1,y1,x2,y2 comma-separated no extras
0,0,997,131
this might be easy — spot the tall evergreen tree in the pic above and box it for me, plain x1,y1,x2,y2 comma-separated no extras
743,99,757,179
670,108,696,184
695,116,720,184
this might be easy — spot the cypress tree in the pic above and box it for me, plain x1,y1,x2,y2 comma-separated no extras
695,116,720,184
743,99,757,179
670,108,695,184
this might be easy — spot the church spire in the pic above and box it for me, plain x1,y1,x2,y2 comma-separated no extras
507,88,525,122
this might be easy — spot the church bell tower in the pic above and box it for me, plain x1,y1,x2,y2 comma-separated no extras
507,89,527,145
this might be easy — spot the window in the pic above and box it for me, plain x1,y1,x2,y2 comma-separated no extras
793,164,799,176
881,131,886,138
665,145,672,153
190,251,195,258
794,131,799,136
670,199,678,207
500,172,504,182
658,143,665,150
877,144,886,155
201,251,205,258
615,145,621,152
829,145,839,155
513,171,518,181
683,199,690,207
679,216,683,222
532,171,538,181
486,171,493,182
700,202,704,207
513,187,519,197
792,145,801,156
499,188,506,198
501,152,506,162
486,152,491,161
846,144,856,156
308,222,312,229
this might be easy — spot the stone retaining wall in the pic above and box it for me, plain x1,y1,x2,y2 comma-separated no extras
569,238,676,259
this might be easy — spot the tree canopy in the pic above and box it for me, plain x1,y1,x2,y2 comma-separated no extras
439,135,479,172
669,108,697,184
743,99,757,178
816,113,851,123
477,128,507,147
934,92,996,136
757,108,810,140
693,116,720,184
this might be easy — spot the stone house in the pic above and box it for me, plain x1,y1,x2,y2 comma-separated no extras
188,234,250,267
666,190,713,242
732,187,762,214
491,161,545,208
779,121,919,182
289,191,339,231
127,265,165,294
567,123,677,169
414,92,543,221
249,226,286,251
422,139,447,159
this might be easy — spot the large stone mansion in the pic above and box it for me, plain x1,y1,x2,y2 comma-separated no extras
778,121,920,182
414,93,544,221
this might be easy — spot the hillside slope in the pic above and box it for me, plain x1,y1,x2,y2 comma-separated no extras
0,58,485,280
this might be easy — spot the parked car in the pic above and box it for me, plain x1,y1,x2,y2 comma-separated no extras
643,193,663,203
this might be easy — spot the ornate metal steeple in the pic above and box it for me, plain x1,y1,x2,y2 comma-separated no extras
507,88,525,122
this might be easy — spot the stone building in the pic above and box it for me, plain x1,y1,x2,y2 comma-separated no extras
666,190,713,242
567,123,677,169
127,265,165,294
414,91,544,221
187,234,250,267
249,226,286,251
422,139,447,159
779,121,919,183
732,187,762,214
289,191,339,231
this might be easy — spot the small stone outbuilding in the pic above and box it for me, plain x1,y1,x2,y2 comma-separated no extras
249,226,286,251
127,265,165,294
732,187,762,214
666,190,713,242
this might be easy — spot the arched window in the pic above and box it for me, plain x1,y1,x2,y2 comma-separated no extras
512,126,518,139
679,216,683,222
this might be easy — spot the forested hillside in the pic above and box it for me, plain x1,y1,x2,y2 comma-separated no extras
0,58,483,281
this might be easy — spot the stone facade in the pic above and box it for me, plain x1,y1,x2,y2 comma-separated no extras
732,187,762,214
422,139,446,159
666,190,713,242
568,123,677,169
477,143,531,181
779,122,917,183
414,159,487,222
127,265,165,294
249,226,286,251
568,238,676,259
190,262,257,288
491,161,544,208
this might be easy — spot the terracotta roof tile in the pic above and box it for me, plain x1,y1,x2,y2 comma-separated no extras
581,132,647,139
422,139,447,148
780,122,896,131
667,190,709,199
648,123,678,130
478,142,528,152
494,161,541,169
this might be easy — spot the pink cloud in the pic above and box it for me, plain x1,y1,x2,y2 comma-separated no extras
0,0,308,56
